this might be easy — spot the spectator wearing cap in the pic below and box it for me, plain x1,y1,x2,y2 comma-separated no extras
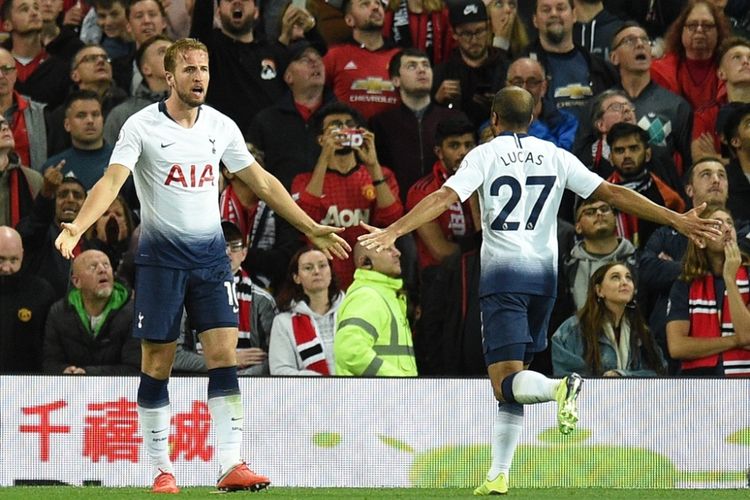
322,0,401,120
432,0,509,128
523,0,618,125
371,48,466,201
247,41,336,191
722,103,750,222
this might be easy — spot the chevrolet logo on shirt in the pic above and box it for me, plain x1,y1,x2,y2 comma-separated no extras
350,77,396,94
554,83,593,100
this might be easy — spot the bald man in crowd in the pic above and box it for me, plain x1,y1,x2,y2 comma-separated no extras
0,225,55,373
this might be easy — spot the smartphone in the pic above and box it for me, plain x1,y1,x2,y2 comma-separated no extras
291,0,306,8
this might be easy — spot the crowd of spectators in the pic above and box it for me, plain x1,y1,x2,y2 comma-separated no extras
4,0,750,378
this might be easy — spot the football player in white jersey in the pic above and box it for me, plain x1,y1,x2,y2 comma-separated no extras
55,38,349,494
359,87,722,495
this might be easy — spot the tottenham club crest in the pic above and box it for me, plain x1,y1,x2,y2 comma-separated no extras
260,59,277,80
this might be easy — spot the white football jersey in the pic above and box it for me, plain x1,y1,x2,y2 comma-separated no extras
111,102,254,268
444,132,602,296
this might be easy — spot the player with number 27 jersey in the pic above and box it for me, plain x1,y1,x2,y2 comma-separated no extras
111,101,254,268
444,131,602,297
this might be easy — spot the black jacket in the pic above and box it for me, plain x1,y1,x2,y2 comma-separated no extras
370,102,466,201
43,289,139,375
246,89,336,190
0,271,56,373
190,0,288,133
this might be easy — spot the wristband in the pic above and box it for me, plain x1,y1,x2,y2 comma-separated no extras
372,178,386,186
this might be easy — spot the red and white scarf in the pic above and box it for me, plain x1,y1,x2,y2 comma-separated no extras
291,314,330,375
686,267,750,376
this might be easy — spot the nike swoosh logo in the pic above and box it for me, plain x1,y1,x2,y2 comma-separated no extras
151,428,168,433
161,142,175,148
231,417,242,421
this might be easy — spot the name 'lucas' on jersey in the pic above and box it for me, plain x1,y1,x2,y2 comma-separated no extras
110,102,254,269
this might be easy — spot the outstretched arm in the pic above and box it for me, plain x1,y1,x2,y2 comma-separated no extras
592,182,721,247
358,186,460,252
55,164,131,259
234,162,350,260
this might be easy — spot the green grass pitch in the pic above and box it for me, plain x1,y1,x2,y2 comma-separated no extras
0,488,748,499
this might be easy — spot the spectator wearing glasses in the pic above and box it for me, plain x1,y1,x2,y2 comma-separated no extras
432,0,508,128
573,89,636,179
611,22,693,176
47,44,127,155
0,48,47,172
563,198,637,311
651,0,731,141
505,56,577,150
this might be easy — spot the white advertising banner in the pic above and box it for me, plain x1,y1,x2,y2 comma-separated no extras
0,376,748,488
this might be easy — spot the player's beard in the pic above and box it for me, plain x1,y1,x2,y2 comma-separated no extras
176,86,206,108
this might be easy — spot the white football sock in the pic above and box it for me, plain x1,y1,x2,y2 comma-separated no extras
208,394,244,474
137,404,173,479
510,371,559,404
488,403,524,480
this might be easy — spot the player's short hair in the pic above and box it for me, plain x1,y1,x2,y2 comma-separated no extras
126,0,166,19
311,102,365,136
434,116,476,145
388,48,430,79
164,38,208,74
606,122,650,148
136,34,173,73
491,87,534,129
63,89,102,116
685,157,726,185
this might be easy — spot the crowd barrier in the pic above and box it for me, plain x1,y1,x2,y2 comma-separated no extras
0,376,748,488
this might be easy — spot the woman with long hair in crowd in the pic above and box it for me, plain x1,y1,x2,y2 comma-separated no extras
651,0,731,141
666,204,750,376
269,246,344,375
552,261,666,377
484,0,529,58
